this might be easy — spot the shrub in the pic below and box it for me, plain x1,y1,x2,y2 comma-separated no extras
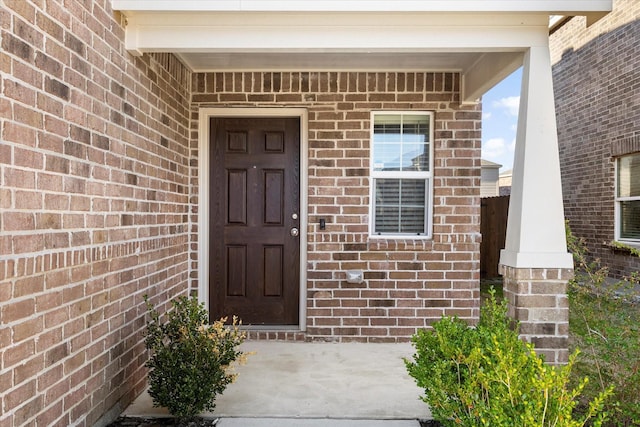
405,290,612,427
566,224,640,426
144,296,247,421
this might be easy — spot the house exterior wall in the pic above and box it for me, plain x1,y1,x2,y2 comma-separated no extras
498,169,512,196
480,163,500,197
191,71,482,342
550,0,640,278
0,1,192,426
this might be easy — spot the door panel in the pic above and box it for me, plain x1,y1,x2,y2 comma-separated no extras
226,245,247,297
227,170,247,224
210,117,300,325
264,170,284,225
263,245,283,297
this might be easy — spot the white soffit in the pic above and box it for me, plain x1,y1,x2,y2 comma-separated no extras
177,52,486,73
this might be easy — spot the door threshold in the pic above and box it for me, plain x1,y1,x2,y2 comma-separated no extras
244,327,307,341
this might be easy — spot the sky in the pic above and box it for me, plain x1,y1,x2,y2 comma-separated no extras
481,67,522,172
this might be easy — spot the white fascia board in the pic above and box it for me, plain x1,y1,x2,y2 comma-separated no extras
121,13,551,52
126,28,548,52
112,0,611,14
124,11,550,27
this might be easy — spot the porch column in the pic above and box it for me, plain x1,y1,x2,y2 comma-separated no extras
499,46,574,364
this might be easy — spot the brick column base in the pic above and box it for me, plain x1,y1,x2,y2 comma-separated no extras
499,265,573,364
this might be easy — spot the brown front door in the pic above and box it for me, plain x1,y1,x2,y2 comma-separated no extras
209,117,300,325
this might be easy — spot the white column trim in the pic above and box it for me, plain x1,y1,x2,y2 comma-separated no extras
198,107,309,330
500,46,573,269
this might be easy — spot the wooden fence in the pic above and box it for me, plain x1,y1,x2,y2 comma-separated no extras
480,195,510,278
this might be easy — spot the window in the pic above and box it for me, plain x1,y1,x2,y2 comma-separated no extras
616,152,640,242
370,112,433,237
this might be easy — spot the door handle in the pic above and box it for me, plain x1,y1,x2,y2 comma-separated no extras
290,227,299,237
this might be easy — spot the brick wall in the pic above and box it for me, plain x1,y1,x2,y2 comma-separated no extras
501,266,572,365
1,1,192,426
191,72,482,342
551,0,640,278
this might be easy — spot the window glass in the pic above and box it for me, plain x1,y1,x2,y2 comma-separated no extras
372,114,429,172
620,200,640,240
374,179,426,234
618,153,640,198
370,112,432,237
617,153,640,241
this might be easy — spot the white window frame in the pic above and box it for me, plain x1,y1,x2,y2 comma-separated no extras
614,152,640,245
369,111,434,239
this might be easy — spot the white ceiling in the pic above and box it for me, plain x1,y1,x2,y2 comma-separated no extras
175,51,486,73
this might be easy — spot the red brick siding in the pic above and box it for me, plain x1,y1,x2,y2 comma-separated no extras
191,72,482,342
1,1,191,426
551,0,640,278
501,266,572,365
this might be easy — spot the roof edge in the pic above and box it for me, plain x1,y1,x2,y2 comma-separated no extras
112,0,613,15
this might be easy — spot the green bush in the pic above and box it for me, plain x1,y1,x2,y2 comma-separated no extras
405,291,612,427
566,225,640,426
144,296,247,421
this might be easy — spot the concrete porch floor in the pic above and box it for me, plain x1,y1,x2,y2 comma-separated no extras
123,341,430,424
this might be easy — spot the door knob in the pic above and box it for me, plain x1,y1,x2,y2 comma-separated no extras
290,227,299,237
